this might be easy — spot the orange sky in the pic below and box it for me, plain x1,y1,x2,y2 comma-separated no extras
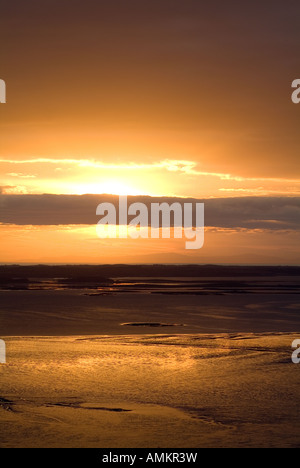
0,1,300,264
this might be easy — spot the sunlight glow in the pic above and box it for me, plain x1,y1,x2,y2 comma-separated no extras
73,180,144,196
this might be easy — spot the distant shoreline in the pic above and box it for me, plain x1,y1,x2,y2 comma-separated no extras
1,264,300,279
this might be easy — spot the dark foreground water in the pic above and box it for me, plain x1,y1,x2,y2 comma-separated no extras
0,276,300,335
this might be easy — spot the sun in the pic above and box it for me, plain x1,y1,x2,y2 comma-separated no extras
74,180,143,196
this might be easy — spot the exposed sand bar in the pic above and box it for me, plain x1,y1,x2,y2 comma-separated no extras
1,333,300,448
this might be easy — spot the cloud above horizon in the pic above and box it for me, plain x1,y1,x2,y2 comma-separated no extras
0,194,299,231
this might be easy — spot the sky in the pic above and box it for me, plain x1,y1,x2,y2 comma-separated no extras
0,0,300,264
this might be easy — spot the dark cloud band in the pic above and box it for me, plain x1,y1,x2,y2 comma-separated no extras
0,194,299,230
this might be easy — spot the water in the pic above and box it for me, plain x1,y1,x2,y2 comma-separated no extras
0,273,300,447
0,278,300,335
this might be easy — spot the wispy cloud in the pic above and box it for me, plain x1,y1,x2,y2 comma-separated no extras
1,157,300,185
6,173,36,179
219,188,300,195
